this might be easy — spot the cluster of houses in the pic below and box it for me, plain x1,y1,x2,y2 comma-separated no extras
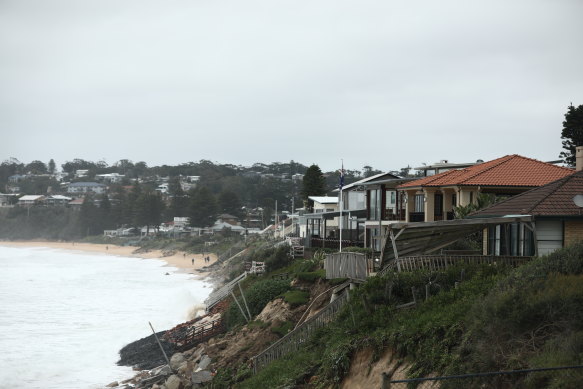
5,153,583,263
288,152,581,264
0,171,201,209
0,181,108,209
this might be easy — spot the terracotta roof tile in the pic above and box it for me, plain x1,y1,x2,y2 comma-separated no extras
471,170,583,217
399,155,573,189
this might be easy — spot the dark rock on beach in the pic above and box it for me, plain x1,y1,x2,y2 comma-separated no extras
117,331,176,370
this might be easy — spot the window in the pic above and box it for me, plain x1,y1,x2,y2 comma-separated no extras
414,194,424,213
369,189,381,221
434,193,443,216
388,191,396,204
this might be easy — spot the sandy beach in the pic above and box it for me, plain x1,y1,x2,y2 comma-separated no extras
0,241,217,276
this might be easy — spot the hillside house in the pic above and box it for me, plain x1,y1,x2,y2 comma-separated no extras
95,173,124,184
67,182,107,195
301,196,339,245
470,152,583,256
397,155,573,223
17,195,46,206
414,159,480,177
0,193,18,207
45,195,73,206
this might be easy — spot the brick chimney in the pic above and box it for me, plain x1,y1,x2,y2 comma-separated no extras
577,146,583,171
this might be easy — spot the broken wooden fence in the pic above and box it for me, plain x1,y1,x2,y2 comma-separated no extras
252,291,350,374
164,317,225,352
379,255,532,277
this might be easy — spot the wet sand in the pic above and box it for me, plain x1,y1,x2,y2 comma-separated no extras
0,241,217,275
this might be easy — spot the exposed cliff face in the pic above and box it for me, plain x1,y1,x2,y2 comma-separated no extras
339,348,418,389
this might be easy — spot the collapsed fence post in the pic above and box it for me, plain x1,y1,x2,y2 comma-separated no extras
231,291,250,323
238,282,252,320
148,321,172,369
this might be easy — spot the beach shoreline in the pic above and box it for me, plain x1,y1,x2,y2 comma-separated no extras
0,240,217,278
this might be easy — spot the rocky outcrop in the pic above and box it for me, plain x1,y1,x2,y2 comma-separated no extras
118,331,175,370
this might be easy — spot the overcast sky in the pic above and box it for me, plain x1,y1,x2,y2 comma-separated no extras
1,0,582,173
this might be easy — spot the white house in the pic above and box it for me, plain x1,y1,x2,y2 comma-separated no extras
17,195,46,206
95,173,125,184
67,182,107,195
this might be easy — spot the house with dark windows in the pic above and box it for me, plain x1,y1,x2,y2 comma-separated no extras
396,155,573,223
67,182,107,195
470,167,583,257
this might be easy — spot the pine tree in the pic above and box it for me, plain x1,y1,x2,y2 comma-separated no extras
559,104,583,166
218,190,242,218
301,164,326,200
188,187,218,227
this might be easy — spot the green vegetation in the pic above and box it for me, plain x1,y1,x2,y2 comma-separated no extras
271,320,295,338
296,270,326,283
560,103,583,166
225,279,291,330
302,164,326,202
234,242,583,388
283,290,310,307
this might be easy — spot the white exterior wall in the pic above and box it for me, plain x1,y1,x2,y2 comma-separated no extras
536,220,564,256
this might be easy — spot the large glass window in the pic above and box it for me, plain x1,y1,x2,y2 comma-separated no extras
369,189,381,221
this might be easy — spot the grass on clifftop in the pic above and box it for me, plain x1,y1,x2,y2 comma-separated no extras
237,242,583,389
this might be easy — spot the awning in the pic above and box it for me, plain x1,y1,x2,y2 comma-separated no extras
380,215,535,263
303,209,367,221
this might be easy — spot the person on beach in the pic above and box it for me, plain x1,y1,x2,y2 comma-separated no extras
192,258,194,265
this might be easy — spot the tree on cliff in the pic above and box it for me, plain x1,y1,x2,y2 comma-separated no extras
560,103,583,166
301,164,326,201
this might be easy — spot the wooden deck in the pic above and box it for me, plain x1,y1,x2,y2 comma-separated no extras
163,317,225,352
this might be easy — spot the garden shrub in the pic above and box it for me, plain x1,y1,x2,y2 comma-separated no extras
283,290,310,307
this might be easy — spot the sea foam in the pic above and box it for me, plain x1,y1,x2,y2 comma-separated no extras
0,245,210,389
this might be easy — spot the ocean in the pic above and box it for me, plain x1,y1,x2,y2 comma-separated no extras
0,245,211,389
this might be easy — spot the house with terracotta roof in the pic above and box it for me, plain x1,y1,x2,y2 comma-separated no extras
397,155,574,223
470,167,583,256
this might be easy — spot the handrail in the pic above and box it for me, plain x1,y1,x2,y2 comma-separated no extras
204,272,247,312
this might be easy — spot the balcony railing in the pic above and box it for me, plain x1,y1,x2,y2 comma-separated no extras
383,209,406,221
310,237,364,249
409,212,425,222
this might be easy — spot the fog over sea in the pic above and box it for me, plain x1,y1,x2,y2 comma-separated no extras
0,245,210,389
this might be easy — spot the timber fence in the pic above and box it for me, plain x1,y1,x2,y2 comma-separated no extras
382,365,583,389
252,290,350,374
378,255,532,277
204,272,247,312
325,252,373,280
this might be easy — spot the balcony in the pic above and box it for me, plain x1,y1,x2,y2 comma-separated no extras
409,212,425,222
383,209,406,221
310,237,364,250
